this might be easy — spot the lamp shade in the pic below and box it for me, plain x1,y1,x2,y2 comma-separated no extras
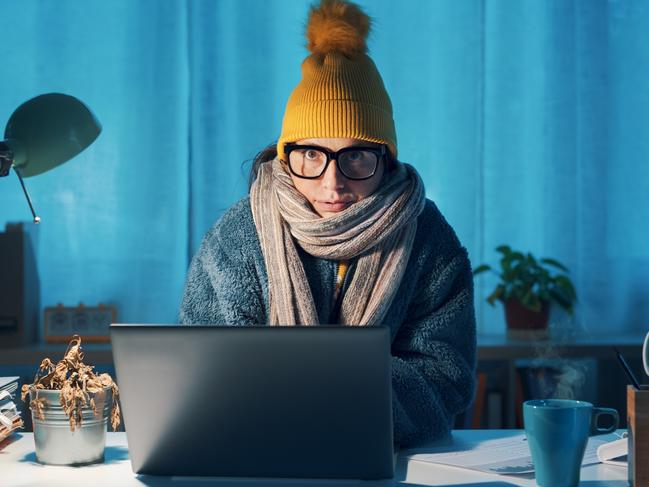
3,93,101,178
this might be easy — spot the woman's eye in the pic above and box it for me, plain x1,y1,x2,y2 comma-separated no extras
348,151,362,161
305,150,320,160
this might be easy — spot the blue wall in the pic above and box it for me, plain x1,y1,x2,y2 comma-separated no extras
0,0,647,336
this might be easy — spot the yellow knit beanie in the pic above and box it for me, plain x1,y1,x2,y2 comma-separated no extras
276,0,397,163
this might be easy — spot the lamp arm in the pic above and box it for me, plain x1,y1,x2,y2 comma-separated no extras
0,141,13,177
14,168,40,224
0,141,40,223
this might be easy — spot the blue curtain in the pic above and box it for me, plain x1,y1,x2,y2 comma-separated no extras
0,0,646,337
0,0,189,328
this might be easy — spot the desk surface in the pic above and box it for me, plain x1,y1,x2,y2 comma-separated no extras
1,430,629,487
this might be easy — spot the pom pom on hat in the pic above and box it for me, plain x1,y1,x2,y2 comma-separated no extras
277,0,398,162
306,0,371,57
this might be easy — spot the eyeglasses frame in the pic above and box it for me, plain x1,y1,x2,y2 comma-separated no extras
283,143,387,180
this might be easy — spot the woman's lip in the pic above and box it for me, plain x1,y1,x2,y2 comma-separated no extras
318,201,352,211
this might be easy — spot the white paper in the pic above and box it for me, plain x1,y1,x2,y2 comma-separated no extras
0,400,17,413
0,377,19,390
406,433,620,475
0,412,13,429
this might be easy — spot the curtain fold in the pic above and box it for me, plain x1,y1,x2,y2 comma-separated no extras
0,0,646,336
0,0,189,334
187,0,310,255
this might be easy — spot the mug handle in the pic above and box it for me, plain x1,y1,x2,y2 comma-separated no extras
590,407,619,435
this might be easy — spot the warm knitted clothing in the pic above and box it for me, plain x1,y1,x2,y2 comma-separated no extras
179,196,477,447
276,1,398,162
251,159,425,327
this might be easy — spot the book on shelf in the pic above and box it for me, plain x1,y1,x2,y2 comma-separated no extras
0,376,23,443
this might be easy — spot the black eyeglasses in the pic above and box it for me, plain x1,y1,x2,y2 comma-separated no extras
283,143,386,180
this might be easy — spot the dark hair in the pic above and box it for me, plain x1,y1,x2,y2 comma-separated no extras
246,143,399,191
248,144,279,190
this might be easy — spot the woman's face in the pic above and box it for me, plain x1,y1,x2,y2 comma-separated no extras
288,137,386,218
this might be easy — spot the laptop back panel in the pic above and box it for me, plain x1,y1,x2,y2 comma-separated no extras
110,325,394,479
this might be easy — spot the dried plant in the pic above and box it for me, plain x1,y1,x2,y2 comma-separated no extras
21,335,121,432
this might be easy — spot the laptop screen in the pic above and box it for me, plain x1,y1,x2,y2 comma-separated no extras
110,324,394,479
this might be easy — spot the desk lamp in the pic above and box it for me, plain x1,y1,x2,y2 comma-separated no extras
0,93,101,223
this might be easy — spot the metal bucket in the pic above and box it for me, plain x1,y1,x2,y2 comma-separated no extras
30,387,113,465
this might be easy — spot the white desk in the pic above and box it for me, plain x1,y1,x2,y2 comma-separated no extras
1,430,629,487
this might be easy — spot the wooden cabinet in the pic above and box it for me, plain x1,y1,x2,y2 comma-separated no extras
474,332,645,428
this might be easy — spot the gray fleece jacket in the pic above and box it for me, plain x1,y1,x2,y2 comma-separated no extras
179,197,476,447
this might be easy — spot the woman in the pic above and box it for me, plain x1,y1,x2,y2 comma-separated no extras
179,0,476,447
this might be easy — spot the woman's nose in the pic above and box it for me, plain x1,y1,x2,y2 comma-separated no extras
322,159,345,189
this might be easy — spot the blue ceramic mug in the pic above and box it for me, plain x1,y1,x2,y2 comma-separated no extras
523,399,619,487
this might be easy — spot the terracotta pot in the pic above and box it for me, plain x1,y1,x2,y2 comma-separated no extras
504,298,550,331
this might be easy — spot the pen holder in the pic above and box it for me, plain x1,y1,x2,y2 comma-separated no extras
628,385,649,487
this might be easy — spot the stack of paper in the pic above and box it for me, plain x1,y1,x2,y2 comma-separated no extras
0,377,23,442
405,432,621,475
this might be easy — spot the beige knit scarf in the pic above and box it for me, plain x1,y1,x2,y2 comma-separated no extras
250,158,425,326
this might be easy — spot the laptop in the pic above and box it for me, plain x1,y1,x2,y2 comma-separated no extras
110,324,394,479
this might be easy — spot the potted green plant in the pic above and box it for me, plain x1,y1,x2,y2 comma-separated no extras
473,245,577,336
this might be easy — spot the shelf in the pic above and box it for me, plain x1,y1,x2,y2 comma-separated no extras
475,331,646,428
1,331,645,430
0,332,644,366
0,342,113,365
477,332,644,360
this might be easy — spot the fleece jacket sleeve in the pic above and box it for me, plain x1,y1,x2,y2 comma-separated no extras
178,228,266,326
390,246,477,447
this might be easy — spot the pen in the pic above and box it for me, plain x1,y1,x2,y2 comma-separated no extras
614,346,641,389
